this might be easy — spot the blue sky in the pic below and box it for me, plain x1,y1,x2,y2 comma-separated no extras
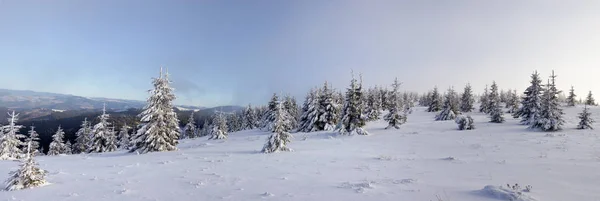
1,1,600,107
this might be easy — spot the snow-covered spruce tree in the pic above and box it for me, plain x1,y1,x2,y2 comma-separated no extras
365,88,382,121
89,105,116,153
47,126,67,156
200,120,210,137
435,87,460,121
507,90,520,114
4,142,47,191
182,112,197,139
209,112,228,140
118,124,131,149
488,81,505,123
0,111,25,160
283,95,299,130
460,84,475,113
262,102,293,153
73,118,92,154
455,115,475,130
316,82,339,131
585,91,596,106
515,71,543,125
298,88,320,132
23,127,41,156
64,141,73,155
479,85,490,114
261,93,279,130
402,92,414,114
337,73,369,135
242,104,258,130
531,72,564,131
384,78,407,129
577,104,594,130
130,68,180,154
566,86,577,107
427,87,442,112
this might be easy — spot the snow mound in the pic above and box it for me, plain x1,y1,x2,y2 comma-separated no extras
338,181,375,193
477,185,536,201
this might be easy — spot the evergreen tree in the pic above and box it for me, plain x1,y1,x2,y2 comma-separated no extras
200,120,210,137
130,68,180,153
316,82,338,131
106,127,118,152
283,95,299,130
0,111,25,160
337,73,369,135
427,87,442,112
577,104,594,130
585,91,596,106
118,124,131,149
4,142,47,191
89,105,115,153
23,127,40,156
242,104,258,130
436,87,459,121
365,88,382,121
47,126,67,156
488,81,505,123
515,71,543,125
262,102,293,153
460,84,475,112
384,78,407,129
507,90,520,114
532,71,564,131
455,115,475,130
182,112,197,139
298,89,320,132
262,93,279,130
479,85,490,113
566,86,577,107
209,113,228,140
73,118,92,154
64,141,73,155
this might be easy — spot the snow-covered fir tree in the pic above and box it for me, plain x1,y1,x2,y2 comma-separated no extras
47,126,67,156
262,101,293,153
531,71,564,131
4,142,47,191
455,115,475,130
515,71,543,125
73,118,92,154
23,127,40,156
459,84,475,113
585,91,596,106
89,105,115,153
316,82,339,131
507,90,520,114
384,78,407,129
0,111,25,160
577,104,594,130
427,87,442,112
242,104,258,130
365,88,382,121
106,127,118,151
261,93,279,130
488,81,505,123
118,124,131,149
436,87,460,121
182,112,197,139
283,95,299,130
337,73,369,135
200,120,210,137
566,86,577,107
64,141,73,154
402,92,414,114
130,68,180,153
298,88,320,132
209,112,228,140
479,85,490,114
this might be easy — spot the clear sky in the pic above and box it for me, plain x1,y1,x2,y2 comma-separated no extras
1,1,599,107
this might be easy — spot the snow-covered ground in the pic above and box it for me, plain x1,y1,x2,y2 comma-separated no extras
1,106,599,201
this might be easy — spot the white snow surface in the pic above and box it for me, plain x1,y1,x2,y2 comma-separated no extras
1,106,600,201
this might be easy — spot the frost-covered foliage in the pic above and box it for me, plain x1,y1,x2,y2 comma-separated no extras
262,102,293,153
298,89,320,132
338,73,369,136
89,105,116,153
479,85,490,114
531,71,564,131
317,82,339,131
455,115,475,130
460,84,475,113
200,120,210,137
384,78,407,129
182,112,197,139
226,113,243,133
73,118,92,154
130,68,180,154
23,126,41,155
118,124,131,149
209,113,228,140
47,126,68,156
0,111,25,160
488,82,505,123
4,142,47,191
427,87,442,112
577,105,594,130
261,93,279,131
242,104,258,130
566,86,577,107
515,71,543,125
506,90,520,114
436,87,459,121
585,91,596,106
365,87,383,121
283,95,299,130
